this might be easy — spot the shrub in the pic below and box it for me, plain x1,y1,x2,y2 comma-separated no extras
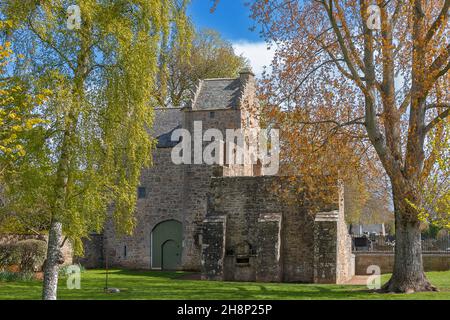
0,271,35,282
15,240,47,272
0,243,19,270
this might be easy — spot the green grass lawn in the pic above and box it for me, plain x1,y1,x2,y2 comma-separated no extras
0,269,449,300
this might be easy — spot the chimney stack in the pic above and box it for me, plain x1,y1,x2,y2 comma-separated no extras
239,67,255,85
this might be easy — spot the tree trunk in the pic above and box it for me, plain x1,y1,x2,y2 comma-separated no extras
42,220,63,300
42,129,71,300
382,189,437,293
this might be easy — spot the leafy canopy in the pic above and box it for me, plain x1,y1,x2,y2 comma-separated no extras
1,1,191,253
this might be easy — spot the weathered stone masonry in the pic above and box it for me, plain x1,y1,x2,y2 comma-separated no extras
82,70,356,284
201,176,355,284
96,71,260,271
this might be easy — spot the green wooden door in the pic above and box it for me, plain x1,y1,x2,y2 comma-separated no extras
162,240,180,270
151,220,182,269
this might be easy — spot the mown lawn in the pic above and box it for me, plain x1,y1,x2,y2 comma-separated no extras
0,269,449,300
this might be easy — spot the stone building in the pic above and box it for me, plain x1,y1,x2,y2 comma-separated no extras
79,69,355,284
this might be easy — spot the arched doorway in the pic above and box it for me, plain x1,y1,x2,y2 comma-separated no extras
151,220,182,270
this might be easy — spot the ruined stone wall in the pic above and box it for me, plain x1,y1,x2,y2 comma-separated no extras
180,108,252,270
203,176,317,283
313,208,354,284
313,212,339,283
201,216,227,280
336,186,355,283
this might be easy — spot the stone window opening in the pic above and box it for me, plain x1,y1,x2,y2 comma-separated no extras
234,241,254,266
138,187,147,199
223,143,228,167
236,257,250,264
194,233,203,246
123,245,127,258
210,111,215,119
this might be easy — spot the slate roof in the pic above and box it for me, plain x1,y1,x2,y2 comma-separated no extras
156,125,181,148
191,78,242,110
153,74,247,147
152,108,183,137
152,108,183,148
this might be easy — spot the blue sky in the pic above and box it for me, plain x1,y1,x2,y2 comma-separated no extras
188,0,261,42
187,0,274,77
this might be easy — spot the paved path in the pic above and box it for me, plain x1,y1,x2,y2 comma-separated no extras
344,275,370,285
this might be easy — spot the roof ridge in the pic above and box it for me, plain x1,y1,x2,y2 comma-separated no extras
154,107,183,110
202,77,238,81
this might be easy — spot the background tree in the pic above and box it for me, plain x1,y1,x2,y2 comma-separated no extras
1,0,190,300
0,20,46,179
250,0,449,292
158,28,249,107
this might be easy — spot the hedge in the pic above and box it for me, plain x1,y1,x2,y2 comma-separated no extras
0,240,47,272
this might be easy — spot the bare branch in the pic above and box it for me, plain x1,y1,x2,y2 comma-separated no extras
436,59,450,79
426,103,450,110
425,0,450,44
322,0,367,92
429,43,450,80
26,18,75,72
398,93,411,114
424,107,450,134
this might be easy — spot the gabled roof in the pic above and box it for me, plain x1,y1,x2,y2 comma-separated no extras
152,107,183,137
191,78,242,110
151,108,182,149
157,125,181,148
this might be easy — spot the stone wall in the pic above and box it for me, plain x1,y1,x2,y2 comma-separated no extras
74,234,103,269
93,73,262,272
102,106,253,271
355,252,450,275
201,216,226,280
336,186,355,283
255,213,282,282
103,148,185,269
203,176,339,283
181,108,249,270
313,211,339,283
312,185,354,284
202,176,354,284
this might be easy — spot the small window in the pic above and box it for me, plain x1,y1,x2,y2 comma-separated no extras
138,187,146,199
123,245,127,258
210,111,215,118
236,257,249,264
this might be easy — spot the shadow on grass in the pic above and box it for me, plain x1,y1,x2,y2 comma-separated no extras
102,269,190,280
3,269,449,300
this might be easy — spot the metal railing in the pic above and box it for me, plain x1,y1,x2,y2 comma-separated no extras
351,234,450,254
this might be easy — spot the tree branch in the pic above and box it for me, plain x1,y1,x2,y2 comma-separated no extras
429,43,450,81
425,0,450,44
322,0,367,92
424,107,450,134
27,18,75,72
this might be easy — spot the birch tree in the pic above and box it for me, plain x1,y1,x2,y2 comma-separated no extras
1,0,190,300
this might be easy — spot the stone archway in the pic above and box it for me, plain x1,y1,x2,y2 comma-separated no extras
151,220,182,270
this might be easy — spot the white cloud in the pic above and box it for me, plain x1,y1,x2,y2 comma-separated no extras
232,41,275,78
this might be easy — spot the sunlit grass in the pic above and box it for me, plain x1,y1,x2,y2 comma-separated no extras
0,269,449,300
